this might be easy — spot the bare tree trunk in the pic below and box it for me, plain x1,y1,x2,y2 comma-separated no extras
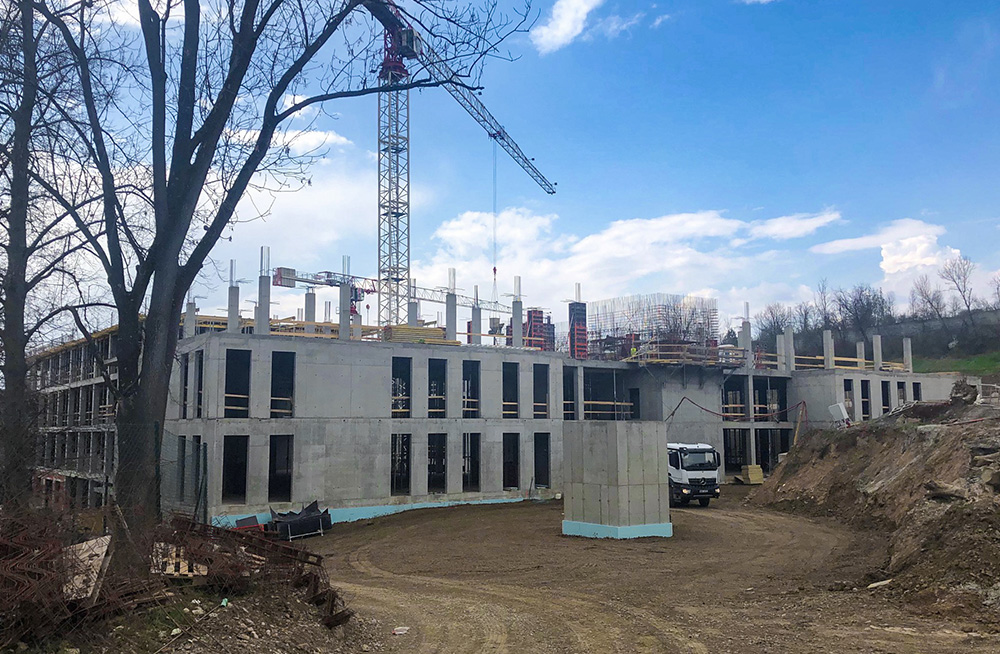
0,0,39,507
113,280,183,535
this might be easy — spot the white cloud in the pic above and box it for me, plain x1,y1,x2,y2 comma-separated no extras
587,13,645,40
651,14,671,28
228,128,352,155
739,0,780,5
810,218,945,255
748,210,842,240
281,94,319,119
530,0,606,54
412,208,779,324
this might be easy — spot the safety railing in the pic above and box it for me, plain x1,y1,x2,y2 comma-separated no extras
626,344,748,368
462,396,480,418
563,400,576,420
795,354,826,370
223,393,249,418
391,395,411,418
502,401,519,419
428,395,446,418
584,400,633,421
270,396,293,418
533,402,549,419
753,352,780,370
722,403,745,421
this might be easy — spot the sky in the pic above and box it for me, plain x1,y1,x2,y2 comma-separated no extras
200,0,1000,333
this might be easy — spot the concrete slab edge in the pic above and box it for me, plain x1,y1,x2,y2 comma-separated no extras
561,520,673,539
211,496,529,528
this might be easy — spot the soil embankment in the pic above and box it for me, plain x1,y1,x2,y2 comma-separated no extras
750,402,1000,617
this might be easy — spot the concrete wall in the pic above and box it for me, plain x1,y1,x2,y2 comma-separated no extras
167,333,566,519
562,421,672,538
164,330,978,523
787,369,969,428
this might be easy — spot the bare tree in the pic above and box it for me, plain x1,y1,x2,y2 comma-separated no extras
793,301,813,333
814,278,835,329
35,0,529,532
834,284,894,343
939,255,978,327
754,302,792,346
910,274,949,321
0,0,104,504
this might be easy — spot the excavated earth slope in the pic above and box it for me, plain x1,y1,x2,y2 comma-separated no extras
750,402,1000,619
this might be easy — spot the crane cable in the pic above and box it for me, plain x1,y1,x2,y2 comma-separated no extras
490,138,499,343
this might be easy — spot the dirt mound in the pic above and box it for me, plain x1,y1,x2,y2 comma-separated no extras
750,403,1000,619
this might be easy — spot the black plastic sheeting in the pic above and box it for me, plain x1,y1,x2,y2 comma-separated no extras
268,501,332,540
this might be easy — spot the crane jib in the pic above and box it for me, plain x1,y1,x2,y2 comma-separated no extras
362,0,555,195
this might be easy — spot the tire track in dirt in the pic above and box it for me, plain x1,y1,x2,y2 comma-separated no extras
341,536,707,653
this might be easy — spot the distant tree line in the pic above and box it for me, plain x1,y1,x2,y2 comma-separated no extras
723,256,1000,359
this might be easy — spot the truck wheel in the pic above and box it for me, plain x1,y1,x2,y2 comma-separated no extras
698,498,711,507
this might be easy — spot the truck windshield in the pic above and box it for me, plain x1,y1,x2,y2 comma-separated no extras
681,451,719,471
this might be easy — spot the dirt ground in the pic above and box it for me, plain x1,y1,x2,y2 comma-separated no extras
314,488,1000,654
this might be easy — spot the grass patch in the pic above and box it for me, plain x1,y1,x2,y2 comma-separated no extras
913,351,1000,378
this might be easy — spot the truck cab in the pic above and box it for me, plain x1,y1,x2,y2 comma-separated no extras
667,442,721,507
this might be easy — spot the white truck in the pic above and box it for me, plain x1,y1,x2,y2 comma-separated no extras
667,442,722,507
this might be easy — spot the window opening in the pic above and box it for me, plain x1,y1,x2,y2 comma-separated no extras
428,359,447,418
270,351,296,418
224,349,251,418
462,433,480,491
269,435,293,502
222,435,249,503
534,433,550,488
427,433,447,493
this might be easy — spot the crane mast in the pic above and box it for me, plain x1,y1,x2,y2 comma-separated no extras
364,1,555,327
376,16,412,329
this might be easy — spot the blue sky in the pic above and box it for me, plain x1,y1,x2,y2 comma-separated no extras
205,0,1000,329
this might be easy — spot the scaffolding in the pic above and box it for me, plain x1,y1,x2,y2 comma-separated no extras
585,293,720,360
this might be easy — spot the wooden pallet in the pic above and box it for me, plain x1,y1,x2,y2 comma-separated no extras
151,542,208,577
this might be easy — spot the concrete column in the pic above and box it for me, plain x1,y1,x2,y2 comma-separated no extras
411,356,429,419
304,289,316,334
511,300,523,348
481,426,503,492
776,336,786,371
873,334,883,371
903,337,913,372
445,358,462,419
249,350,269,419
351,314,362,339
445,293,457,341
738,320,752,369
520,360,533,419
446,430,463,495
784,327,795,372
410,432,428,497
856,341,866,369
338,285,351,340
255,276,270,336
407,301,419,326
552,360,564,422
823,330,834,369
227,286,240,333
470,306,482,345
323,301,332,334
184,301,197,338
575,366,585,420
520,432,534,491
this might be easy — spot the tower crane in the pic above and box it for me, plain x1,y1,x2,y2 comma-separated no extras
361,0,556,327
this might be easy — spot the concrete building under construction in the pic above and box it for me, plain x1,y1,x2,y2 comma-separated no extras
29,266,972,534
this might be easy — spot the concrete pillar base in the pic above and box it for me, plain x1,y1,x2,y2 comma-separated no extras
562,520,673,539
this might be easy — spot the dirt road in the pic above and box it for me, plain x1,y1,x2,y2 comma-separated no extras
314,488,999,653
